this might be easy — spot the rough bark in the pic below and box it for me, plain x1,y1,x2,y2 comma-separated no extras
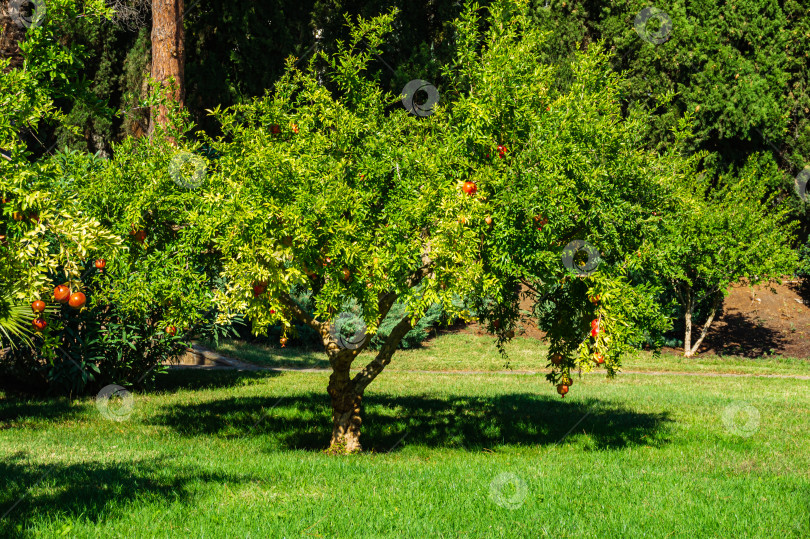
326,351,362,453
149,0,184,134
0,6,24,70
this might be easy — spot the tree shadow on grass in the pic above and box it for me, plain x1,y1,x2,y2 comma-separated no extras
0,454,248,538
0,370,284,427
148,391,674,453
153,368,284,393
0,397,86,429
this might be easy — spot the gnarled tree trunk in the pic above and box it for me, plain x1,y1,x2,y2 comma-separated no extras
327,364,363,453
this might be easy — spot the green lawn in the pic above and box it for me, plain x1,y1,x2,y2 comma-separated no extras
1,333,809,537
208,332,810,377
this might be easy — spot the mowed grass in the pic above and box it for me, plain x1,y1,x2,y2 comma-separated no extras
209,332,810,377
0,334,809,537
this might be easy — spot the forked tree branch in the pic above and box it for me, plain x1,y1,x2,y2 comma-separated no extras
351,242,434,391
688,291,723,355
352,311,413,393
278,293,322,333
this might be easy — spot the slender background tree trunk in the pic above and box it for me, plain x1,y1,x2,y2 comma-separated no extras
686,291,722,357
149,0,185,133
683,286,693,357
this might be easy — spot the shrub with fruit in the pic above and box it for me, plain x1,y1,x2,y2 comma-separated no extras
177,2,702,450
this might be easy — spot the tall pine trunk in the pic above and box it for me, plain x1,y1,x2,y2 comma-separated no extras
149,0,185,134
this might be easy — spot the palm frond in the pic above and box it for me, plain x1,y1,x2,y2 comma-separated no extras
0,295,54,350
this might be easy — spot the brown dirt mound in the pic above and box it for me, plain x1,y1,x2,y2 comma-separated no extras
697,279,810,358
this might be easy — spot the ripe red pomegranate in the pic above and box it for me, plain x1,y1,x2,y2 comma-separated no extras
94,259,106,270
557,384,569,397
31,300,46,313
32,317,47,331
497,145,507,158
54,285,70,303
166,326,177,336
280,337,288,347
68,292,86,309
252,281,268,297
462,181,477,196
595,354,605,364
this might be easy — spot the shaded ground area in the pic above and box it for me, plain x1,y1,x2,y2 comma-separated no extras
445,279,810,358
697,279,810,358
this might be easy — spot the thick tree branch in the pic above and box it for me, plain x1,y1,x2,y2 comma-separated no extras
351,238,433,392
278,292,322,333
352,312,413,393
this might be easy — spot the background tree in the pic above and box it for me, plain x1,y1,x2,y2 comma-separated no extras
646,152,799,357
